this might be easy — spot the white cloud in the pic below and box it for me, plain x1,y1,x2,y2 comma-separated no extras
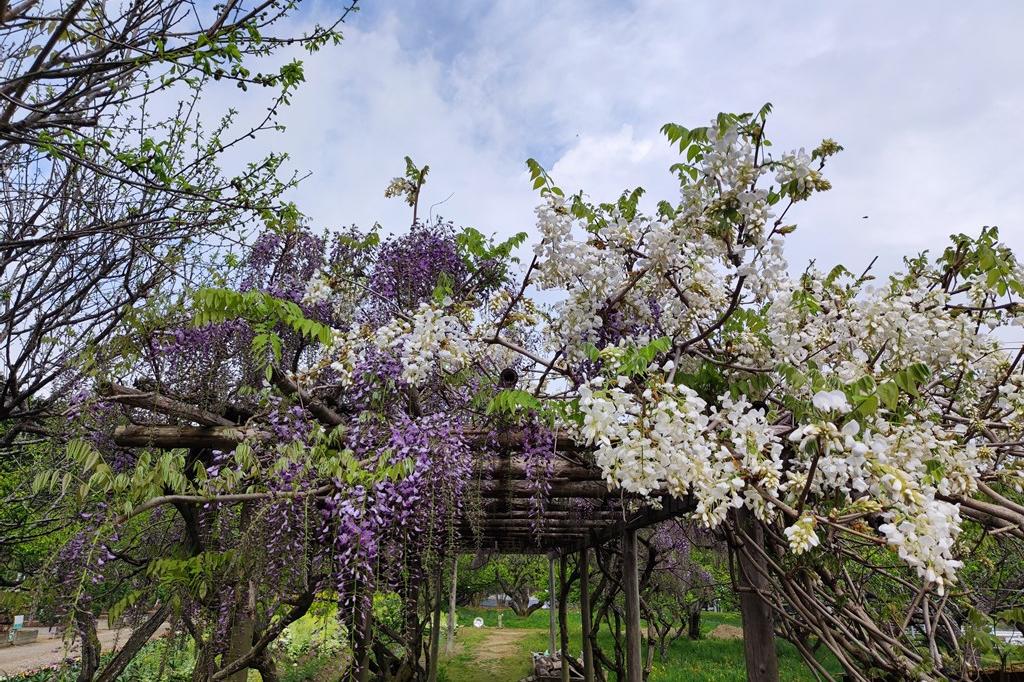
261,0,1023,271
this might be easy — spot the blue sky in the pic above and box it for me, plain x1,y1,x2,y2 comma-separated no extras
255,1,1024,275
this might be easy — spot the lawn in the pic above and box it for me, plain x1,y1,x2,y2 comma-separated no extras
438,607,839,682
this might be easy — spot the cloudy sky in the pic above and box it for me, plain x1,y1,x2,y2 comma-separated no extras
254,1,1023,275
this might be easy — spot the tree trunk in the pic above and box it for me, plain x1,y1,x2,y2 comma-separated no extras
95,604,170,682
544,556,555,655
75,608,100,682
427,569,443,682
253,650,279,682
224,616,255,682
579,548,595,682
622,529,642,682
688,610,701,640
191,635,216,682
353,594,374,682
446,555,458,656
402,571,423,672
735,507,779,682
644,621,656,678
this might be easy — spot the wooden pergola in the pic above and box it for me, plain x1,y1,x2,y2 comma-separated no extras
109,385,697,682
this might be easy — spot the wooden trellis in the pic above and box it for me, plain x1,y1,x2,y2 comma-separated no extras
108,390,699,682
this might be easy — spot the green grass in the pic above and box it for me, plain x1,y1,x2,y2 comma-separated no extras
438,607,840,682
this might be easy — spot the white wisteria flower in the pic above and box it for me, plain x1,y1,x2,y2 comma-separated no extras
784,514,820,554
812,390,851,414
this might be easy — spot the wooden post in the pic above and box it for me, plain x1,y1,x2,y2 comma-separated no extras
427,568,444,682
559,553,570,682
446,555,458,656
548,554,557,655
353,593,374,682
735,507,779,682
579,548,595,682
622,528,643,682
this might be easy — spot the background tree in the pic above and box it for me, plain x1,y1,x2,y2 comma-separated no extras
0,0,357,432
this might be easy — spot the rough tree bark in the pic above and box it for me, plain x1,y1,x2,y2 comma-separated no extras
95,604,171,682
734,507,779,682
427,569,443,682
559,553,570,682
75,608,100,682
446,555,458,656
548,555,557,655
353,595,374,682
580,548,595,682
622,529,642,682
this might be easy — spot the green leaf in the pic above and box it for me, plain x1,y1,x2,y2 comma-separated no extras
854,394,879,417
877,381,899,411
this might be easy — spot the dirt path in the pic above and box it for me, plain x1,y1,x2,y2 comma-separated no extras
473,627,544,663
0,621,170,677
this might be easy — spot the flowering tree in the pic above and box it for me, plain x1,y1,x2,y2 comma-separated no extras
31,107,1024,681
643,522,714,659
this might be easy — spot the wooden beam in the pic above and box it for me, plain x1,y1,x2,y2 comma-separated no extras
484,430,586,452
99,383,235,427
622,527,642,682
570,495,695,551
476,461,601,481
114,424,266,450
114,424,591,452
463,519,608,528
477,480,610,498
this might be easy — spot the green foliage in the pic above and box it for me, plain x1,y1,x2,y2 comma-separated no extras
485,389,541,418
456,227,528,267
604,336,672,377
193,287,333,379
941,226,1024,298
525,158,564,198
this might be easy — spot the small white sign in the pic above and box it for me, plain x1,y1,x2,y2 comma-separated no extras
473,617,484,628
12,615,24,630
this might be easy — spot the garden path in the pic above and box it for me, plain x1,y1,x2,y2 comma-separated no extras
0,620,170,676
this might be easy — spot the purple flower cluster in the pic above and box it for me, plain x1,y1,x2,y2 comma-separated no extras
521,420,555,538
318,413,473,610
148,320,249,406
265,399,313,444
365,222,466,319
241,231,325,302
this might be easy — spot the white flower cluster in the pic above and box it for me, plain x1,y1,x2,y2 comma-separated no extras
878,499,963,587
302,272,332,305
327,329,362,387
784,514,820,554
578,370,711,498
575,356,788,529
532,197,626,356
523,117,1024,597
374,302,472,386
781,413,974,590
775,148,814,191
